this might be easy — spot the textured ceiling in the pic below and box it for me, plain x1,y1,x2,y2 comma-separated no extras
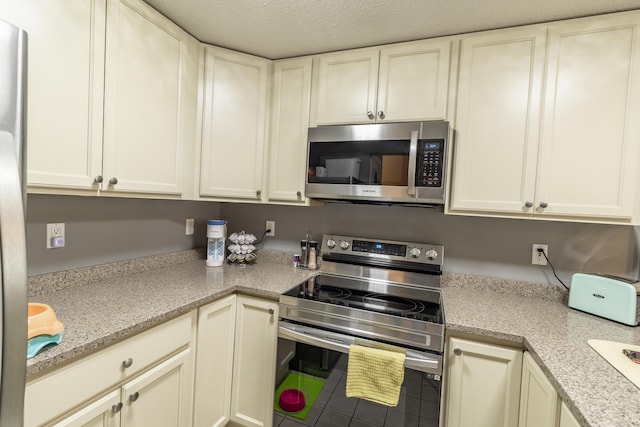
143,0,640,59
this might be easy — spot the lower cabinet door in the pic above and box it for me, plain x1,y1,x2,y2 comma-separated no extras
445,337,523,427
193,294,237,427
120,348,193,427
519,351,559,427
230,296,278,427
52,390,122,427
559,401,581,427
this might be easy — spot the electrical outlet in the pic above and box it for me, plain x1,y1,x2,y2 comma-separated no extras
266,220,275,237
46,223,65,249
185,218,194,235
532,244,548,265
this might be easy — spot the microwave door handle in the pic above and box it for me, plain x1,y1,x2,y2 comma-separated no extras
407,131,418,197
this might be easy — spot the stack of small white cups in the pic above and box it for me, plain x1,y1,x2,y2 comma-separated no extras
227,231,258,264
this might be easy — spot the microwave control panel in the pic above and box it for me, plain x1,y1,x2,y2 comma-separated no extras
417,139,444,187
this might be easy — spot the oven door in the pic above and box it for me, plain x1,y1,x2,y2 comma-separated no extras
275,321,442,427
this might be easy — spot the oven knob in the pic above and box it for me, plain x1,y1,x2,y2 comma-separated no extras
409,248,421,258
326,239,336,249
339,240,350,250
426,249,438,260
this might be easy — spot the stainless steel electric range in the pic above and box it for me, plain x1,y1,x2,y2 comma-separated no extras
277,234,445,426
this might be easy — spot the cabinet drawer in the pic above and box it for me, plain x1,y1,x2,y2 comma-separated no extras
25,312,195,427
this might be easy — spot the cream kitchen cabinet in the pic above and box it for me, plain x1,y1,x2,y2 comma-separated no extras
193,294,278,427
445,337,523,427
448,25,547,215
0,0,106,193
534,12,640,221
449,11,640,223
310,38,451,126
519,351,560,427
51,390,122,427
24,313,195,427
267,57,313,204
53,349,193,427
559,401,581,427
0,0,198,198
199,46,270,201
100,0,198,198
230,295,278,427
193,294,237,427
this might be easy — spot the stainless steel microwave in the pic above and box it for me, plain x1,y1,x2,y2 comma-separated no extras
305,121,449,205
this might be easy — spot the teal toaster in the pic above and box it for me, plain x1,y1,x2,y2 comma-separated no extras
569,273,640,326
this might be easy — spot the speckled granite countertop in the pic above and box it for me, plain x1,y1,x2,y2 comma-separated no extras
443,274,640,427
27,251,316,376
27,252,640,427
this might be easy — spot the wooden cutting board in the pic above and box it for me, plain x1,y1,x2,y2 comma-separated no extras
588,339,640,389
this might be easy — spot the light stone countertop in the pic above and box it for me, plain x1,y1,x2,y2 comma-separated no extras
27,251,316,376
27,252,640,427
443,274,640,427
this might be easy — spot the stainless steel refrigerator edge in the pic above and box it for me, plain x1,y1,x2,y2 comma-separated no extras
0,18,28,426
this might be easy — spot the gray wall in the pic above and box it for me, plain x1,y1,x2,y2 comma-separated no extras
221,202,639,287
26,194,220,275
26,195,639,289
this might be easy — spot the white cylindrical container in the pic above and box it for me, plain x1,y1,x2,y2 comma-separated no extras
206,220,227,267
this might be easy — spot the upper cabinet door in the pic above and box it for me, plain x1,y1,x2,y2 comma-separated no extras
199,46,269,200
102,0,192,196
450,26,547,213
312,49,379,125
377,39,451,122
267,58,312,204
535,12,640,219
0,0,106,192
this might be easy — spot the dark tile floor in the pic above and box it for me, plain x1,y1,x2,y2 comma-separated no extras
274,355,441,427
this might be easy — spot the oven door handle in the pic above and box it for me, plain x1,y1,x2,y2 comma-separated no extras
278,323,440,373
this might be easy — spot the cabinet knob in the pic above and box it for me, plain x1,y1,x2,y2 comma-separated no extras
539,202,549,208
524,201,533,208
93,175,103,184
122,358,133,369
112,402,123,414
109,177,118,185
453,348,462,356
129,392,140,403
378,110,385,120
367,111,375,120
296,191,302,198
268,308,274,315
256,189,262,197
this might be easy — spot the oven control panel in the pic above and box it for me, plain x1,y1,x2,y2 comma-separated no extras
322,234,443,266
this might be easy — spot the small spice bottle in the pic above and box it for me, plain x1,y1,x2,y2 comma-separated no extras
308,241,318,269
300,240,309,267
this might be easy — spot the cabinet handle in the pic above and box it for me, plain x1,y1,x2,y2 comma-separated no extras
539,202,549,208
453,348,462,356
378,111,385,120
93,175,103,184
109,177,118,185
112,402,123,414
296,191,302,198
129,392,140,403
268,308,274,315
122,358,133,369
367,111,375,120
256,189,262,197
524,201,533,208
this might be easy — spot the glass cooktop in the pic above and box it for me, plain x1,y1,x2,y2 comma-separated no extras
283,274,443,324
